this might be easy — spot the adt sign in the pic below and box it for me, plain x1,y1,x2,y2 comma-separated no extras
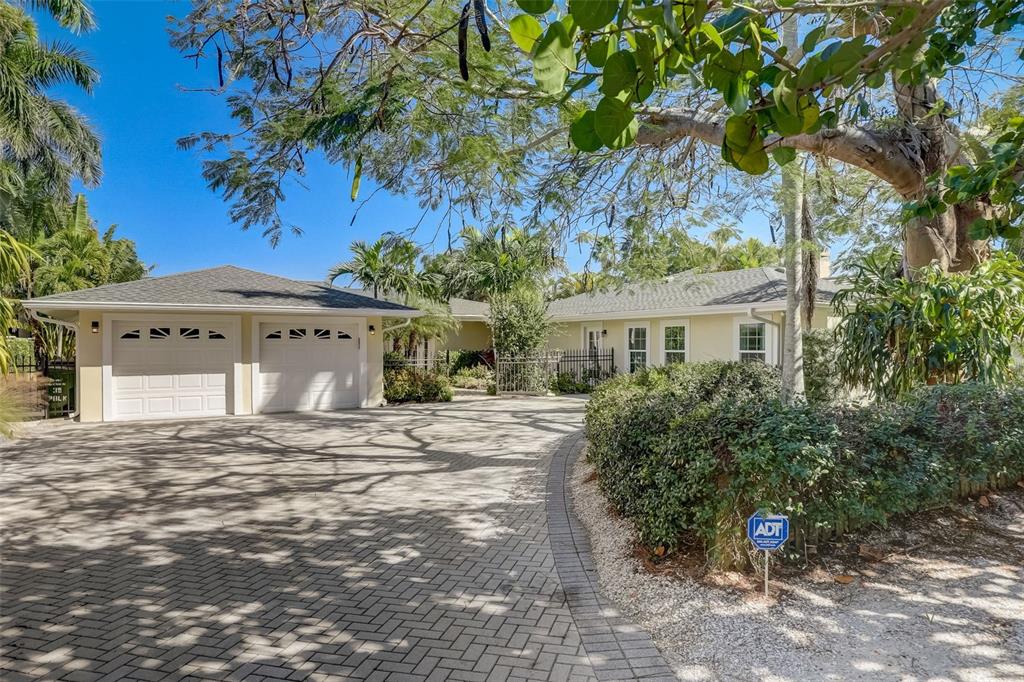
747,512,790,551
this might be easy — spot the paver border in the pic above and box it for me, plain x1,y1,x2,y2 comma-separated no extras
546,432,678,682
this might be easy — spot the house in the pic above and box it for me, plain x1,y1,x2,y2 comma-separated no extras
441,263,841,370
22,266,420,423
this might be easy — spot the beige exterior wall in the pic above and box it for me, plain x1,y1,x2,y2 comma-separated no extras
367,316,384,406
76,310,103,423
438,320,492,351
546,306,832,373
75,310,388,422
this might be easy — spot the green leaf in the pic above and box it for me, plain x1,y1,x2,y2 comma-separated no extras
725,114,756,152
771,107,803,136
594,96,639,149
350,154,363,201
600,50,638,97
802,25,826,54
510,14,543,53
736,147,770,174
570,110,603,152
587,37,613,67
569,0,618,31
516,0,553,14
533,20,576,93
771,146,796,165
700,22,723,51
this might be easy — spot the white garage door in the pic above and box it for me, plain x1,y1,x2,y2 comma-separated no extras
258,323,360,413
112,322,233,421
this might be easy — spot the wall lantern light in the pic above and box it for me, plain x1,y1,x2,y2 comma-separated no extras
601,329,607,337
369,325,376,335
91,320,99,334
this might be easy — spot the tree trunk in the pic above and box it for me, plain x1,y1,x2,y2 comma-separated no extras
780,18,805,404
893,72,991,274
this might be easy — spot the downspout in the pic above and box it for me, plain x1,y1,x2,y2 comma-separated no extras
748,307,783,367
27,309,80,418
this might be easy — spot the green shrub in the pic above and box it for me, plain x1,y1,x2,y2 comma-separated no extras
384,367,453,403
586,362,1024,570
549,372,591,394
451,365,493,390
803,328,844,404
5,337,34,369
449,350,489,375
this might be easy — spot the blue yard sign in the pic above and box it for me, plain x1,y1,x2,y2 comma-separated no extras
747,512,790,551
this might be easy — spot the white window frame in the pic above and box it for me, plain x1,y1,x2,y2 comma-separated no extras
734,316,775,365
581,324,604,353
660,319,689,365
623,322,651,373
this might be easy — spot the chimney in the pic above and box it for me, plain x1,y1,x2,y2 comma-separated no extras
818,249,831,279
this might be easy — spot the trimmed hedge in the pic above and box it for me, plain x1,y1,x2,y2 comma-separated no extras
384,367,453,403
585,362,1024,569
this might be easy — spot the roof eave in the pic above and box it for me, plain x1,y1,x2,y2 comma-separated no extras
21,300,423,317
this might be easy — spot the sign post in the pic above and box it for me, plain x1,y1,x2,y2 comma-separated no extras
746,512,789,598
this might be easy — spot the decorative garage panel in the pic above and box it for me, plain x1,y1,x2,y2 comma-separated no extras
258,322,360,413
111,321,233,421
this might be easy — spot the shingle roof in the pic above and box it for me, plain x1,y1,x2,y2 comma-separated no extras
546,267,841,319
448,297,489,319
23,265,419,313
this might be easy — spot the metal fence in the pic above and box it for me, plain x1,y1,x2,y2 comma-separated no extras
495,349,616,395
5,357,76,419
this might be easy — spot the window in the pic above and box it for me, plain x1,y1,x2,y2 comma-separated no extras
179,327,200,340
264,330,282,340
337,330,352,340
208,330,226,340
738,323,766,363
120,329,141,340
149,327,170,340
288,328,306,340
626,325,648,373
663,324,687,364
314,328,331,340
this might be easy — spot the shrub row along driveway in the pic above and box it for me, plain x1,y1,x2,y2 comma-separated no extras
1,397,674,681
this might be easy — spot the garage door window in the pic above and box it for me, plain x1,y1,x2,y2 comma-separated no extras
314,328,331,340
338,331,352,340
265,329,281,340
289,328,306,339
120,329,141,340
149,327,170,340
180,327,200,340
208,330,226,340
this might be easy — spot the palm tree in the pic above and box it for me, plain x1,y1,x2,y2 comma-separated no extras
328,235,437,301
33,194,109,295
431,226,561,300
0,1,101,190
0,229,34,371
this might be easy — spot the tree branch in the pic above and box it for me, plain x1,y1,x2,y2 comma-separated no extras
636,107,924,196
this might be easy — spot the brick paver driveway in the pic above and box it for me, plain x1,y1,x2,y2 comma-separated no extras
1,397,674,682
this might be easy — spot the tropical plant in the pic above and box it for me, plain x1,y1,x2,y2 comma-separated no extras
0,0,100,193
834,248,1024,400
426,225,561,301
0,229,33,371
386,292,459,358
329,235,439,300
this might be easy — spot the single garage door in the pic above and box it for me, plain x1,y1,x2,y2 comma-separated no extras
258,323,360,413
112,322,233,421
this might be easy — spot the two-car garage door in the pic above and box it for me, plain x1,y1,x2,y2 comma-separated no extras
109,318,363,421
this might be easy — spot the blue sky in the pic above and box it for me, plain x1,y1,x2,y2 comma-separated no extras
45,1,774,280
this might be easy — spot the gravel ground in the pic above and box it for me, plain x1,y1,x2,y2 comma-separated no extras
570,452,1024,682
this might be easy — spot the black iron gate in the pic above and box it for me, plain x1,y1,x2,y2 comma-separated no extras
8,357,75,418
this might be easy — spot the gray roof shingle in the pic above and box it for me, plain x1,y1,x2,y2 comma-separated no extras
546,267,840,319
24,265,419,313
